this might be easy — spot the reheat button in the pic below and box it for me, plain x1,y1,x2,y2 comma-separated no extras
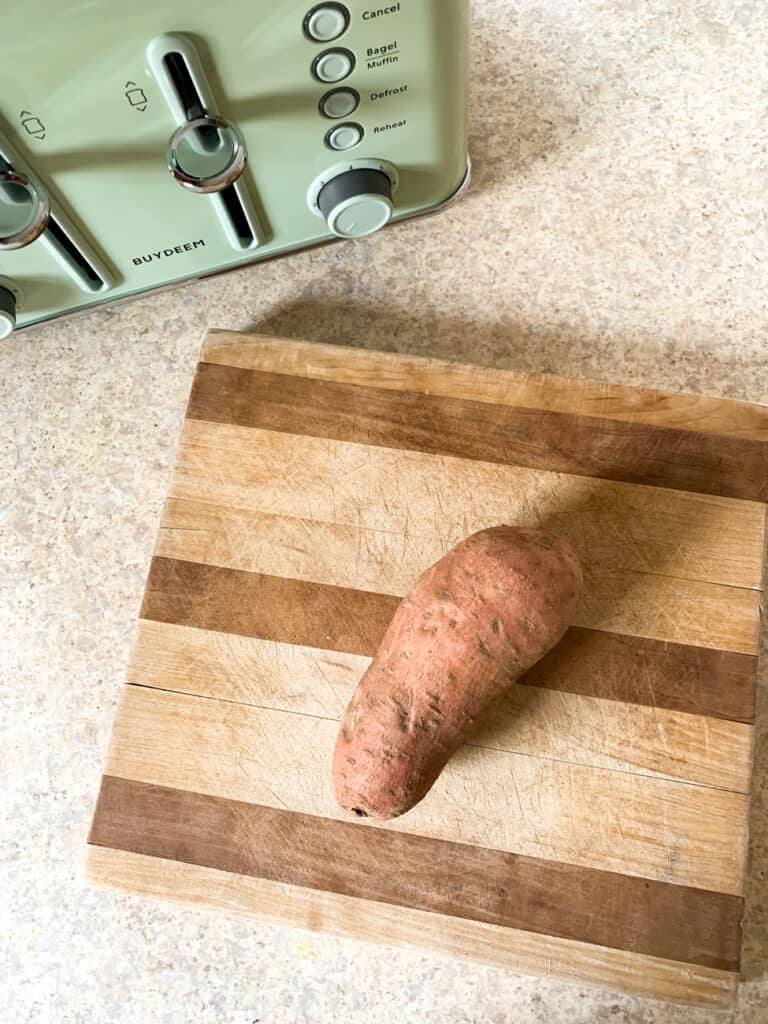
305,4,350,42
326,122,364,151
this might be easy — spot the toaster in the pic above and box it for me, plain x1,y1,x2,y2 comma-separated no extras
0,0,470,339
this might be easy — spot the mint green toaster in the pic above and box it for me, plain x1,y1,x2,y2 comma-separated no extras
0,0,470,338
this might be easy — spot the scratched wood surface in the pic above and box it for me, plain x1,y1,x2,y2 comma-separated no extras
87,331,768,1007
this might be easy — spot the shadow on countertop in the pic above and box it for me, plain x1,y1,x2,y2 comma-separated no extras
242,297,760,402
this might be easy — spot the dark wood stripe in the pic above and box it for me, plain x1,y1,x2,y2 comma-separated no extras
187,363,768,502
141,557,757,723
524,627,756,724
141,556,398,657
89,776,742,971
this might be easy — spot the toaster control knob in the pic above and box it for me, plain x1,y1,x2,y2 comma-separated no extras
317,168,393,238
0,170,50,250
0,285,16,340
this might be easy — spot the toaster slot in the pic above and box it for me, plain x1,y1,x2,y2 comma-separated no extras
162,51,205,121
0,133,112,291
218,184,258,248
45,215,107,292
162,52,220,154
147,33,267,251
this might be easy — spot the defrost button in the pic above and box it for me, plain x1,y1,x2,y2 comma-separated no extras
319,87,360,119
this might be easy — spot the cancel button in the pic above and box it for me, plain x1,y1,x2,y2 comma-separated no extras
363,3,401,19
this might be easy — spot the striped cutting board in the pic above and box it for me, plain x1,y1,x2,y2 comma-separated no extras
87,331,768,1008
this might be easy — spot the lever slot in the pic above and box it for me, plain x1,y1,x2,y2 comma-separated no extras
162,52,205,121
218,184,257,247
147,33,266,251
45,215,106,292
162,51,222,160
162,52,221,156
0,133,111,290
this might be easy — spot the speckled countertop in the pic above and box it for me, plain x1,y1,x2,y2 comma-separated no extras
2,2,767,1022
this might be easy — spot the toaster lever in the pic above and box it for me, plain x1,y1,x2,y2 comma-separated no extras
166,115,247,195
147,32,266,249
0,135,111,290
0,169,50,251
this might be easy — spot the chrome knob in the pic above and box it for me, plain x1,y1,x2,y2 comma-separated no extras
166,115,247,194
0,170,50,250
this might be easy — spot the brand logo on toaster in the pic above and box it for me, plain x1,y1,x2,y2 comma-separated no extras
132,239,206,266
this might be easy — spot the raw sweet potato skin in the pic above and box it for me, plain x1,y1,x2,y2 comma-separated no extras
332,526,582,820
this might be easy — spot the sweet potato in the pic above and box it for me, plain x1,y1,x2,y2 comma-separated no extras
332,526,582,820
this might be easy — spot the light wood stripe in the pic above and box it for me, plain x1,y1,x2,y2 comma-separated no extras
159,481,765,593
132,615,757,725
86,847,738,1009
131,621,366,718
106,687,750,895
178,417,765,586
176,419,767,594
88,776,743,970
186,362,768,502
130,622,754,792
203,332,768,444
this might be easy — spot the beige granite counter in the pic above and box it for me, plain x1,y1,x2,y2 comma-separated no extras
2,2,767,1021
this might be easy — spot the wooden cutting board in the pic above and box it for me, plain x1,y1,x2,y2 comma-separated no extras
87,331,768,1008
